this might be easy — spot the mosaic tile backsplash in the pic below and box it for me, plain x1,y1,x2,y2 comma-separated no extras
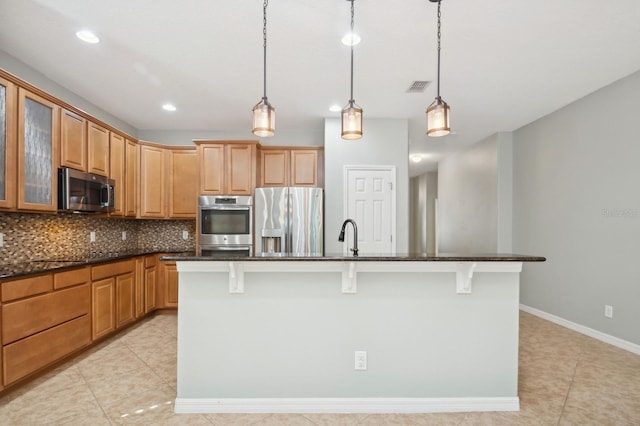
0,212,195,263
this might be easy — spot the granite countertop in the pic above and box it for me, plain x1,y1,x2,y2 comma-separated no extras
161,252,546,262
0,250,193,279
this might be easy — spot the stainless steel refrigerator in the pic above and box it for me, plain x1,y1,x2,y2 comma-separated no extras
254,187,323,256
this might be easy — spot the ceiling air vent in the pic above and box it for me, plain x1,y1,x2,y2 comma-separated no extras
407,80,431,93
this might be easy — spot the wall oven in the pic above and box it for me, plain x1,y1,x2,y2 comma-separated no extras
198,195,253,256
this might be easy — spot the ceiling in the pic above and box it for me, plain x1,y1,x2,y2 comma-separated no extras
2,0,640,176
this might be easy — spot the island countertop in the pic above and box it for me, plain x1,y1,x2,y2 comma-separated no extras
161,252,545,262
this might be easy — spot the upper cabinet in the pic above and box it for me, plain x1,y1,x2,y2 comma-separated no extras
17,88,59,212
124,139,138,217
259,146,323,188
0,76,17,210
88,121,109,176
109,132,125,216
139,142,197,219
167,148,197,218
60,109,87,172
196,140,257,195
139,142,166,218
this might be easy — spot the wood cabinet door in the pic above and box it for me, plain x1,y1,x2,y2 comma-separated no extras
115,272,135,327
291,149,319,187
144,264,157,313
260,149,289,187
226,143,255,194
0,76,16,210
60,109,87,172
109,133,125,216
163,262,179,308
134,257,145,318
17,87,59,212
168,149,197,218
87,121,109,176
125,139,138,217
139,144,166,218
92,278,115,340
198,144,225,195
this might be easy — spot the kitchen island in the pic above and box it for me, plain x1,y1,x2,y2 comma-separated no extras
162,253,545,414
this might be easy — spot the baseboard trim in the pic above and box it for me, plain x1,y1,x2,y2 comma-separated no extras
174,397,520,414
520,304,640,355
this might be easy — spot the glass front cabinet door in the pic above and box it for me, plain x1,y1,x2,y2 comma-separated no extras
0,76,17,210
17,88,59,212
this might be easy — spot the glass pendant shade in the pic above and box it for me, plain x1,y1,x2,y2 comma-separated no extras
426,96,450,137
341,101,363,140
252,98,275,137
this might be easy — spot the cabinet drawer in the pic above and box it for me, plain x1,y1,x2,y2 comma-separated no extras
54,266,90,290
91,259,134,281
2,284,90,345
3,315,91,386
144,255,158,268
1,274,53,302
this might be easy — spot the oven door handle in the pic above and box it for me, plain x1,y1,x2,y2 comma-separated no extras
200,206,252,211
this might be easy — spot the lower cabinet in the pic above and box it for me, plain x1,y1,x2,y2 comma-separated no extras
144,255,158,313
91,259,135,340
161,261,178,308
1,267,91,387
91,278,115,340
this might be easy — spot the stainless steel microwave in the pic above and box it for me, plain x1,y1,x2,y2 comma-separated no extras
58,167,115,213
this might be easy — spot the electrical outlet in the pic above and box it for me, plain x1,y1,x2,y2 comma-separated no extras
182,230,189,240
122,231,127,241
0,232,3,248
605,305,613,318
354,351,367,370
90,231,96,243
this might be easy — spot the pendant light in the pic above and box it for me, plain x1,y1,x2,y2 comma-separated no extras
426,0,451,137
341,0,363,140
252,0,275,137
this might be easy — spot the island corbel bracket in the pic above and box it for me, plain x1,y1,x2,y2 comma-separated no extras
342,261,358,293
456,262,477,294
228,261,245,293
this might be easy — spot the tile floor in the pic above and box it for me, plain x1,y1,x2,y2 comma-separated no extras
1,311,639,425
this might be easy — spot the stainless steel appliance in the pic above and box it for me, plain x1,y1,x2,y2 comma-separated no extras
198,195,253,256
254,187,323,256
57,167,115,213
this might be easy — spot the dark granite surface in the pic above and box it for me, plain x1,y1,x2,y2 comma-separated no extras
161,252,546,262
0,250,192,279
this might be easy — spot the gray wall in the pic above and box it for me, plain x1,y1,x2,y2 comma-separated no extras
0,49,137,136
513,70,640,346
437,132,513,254
409,171,438,254
324,118,409,254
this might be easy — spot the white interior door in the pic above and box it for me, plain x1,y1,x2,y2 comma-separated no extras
344,166,396,255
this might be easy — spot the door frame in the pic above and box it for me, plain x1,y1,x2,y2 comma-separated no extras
343,165,397,254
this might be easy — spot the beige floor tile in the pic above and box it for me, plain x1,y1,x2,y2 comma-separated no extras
2,383,103,425
86,364,166,406
299,413,370,425
101,384,178,425
205,413,272,425
558,404,637,426
42,409,113,425
76,347,150,383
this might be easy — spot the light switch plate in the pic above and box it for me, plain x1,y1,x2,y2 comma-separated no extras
0,232,3,248
182,230,189,240
90,231,96,243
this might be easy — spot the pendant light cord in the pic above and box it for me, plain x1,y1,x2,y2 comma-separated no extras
263,0,268,100
349,0,355,103
436,0,441,98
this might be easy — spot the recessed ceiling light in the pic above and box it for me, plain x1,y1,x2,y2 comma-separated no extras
341,32,361,46
76,30,100,44
410,155,423,163
329,104,342,113
162,103,177,112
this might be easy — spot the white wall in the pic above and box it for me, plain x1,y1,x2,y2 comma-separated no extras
324,118,409,254
410,171,438,254
437,132,513,254
426,172,438,254
513,70,640,346
0,49,137,136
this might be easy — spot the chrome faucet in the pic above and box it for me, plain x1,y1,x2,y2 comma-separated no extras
338,219,359,256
